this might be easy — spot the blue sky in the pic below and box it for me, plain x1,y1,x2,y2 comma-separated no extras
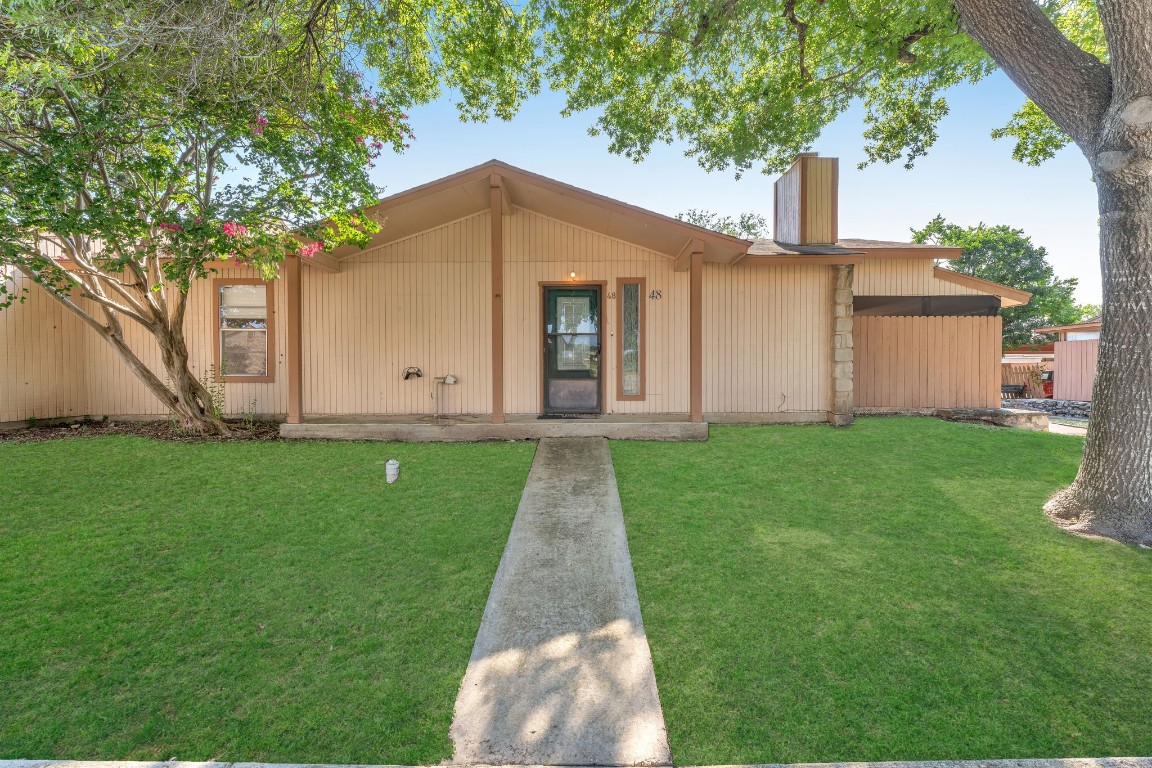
370,71,1101,303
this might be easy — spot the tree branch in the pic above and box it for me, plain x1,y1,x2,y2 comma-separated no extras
692,0,738,49
156,141,200,211
51,252,156,326
952,0,1111,150
783,0,811,83
897,26,933,65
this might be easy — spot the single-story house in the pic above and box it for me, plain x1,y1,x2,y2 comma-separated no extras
0,154,1031,437
1035,317,1100,401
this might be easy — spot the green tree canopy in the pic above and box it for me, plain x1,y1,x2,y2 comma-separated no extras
911,216,1083,349
676,209,769,239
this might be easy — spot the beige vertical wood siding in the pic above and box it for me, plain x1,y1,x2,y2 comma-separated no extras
1,264,287,423
302,212,492,415
702,264,831,416
802,157,837,245
1054,339,1097,401
504,208,688,415
0,268,89,423
854,261,985,296
5,222,1012,424
855,315,1002,409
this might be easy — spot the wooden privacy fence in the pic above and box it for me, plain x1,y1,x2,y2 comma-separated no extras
1002,363,1035,387
856,315,1002,409
1001,362,1046,397
1054,339,1098,401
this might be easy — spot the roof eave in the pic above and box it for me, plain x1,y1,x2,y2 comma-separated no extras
933,267,1032,307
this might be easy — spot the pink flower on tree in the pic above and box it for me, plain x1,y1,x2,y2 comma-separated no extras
253,115,268,135
222,221,249,238
159,222,183,233
297,241,325,258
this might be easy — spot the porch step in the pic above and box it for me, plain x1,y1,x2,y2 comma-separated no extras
279,420,707,442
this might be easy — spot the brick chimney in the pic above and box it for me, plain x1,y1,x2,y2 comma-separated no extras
773,153,839,245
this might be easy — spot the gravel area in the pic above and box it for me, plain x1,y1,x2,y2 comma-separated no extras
1003,398,1092,419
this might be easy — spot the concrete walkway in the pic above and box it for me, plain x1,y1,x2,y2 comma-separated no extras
450,437,672,766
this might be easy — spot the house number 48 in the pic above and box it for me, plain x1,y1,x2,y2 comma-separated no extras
649,289,662,300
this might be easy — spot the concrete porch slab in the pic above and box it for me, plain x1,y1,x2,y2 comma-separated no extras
280,416,707,442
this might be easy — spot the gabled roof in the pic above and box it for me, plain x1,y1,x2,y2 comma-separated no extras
325,159,752,265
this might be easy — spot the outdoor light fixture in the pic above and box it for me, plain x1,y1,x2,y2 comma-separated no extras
569,271,577,279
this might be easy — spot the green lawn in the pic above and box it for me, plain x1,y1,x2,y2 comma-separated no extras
0,436,535,763
612,419,1152,765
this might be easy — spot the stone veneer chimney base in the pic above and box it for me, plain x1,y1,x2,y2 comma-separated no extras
829,264,854,427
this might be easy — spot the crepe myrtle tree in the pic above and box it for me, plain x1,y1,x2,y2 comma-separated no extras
0,0,540,435
530,0,1152,546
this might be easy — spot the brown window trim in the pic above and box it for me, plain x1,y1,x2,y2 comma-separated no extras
616,277,646,401
213,277,275,384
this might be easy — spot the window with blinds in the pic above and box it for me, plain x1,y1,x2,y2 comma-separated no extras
217,282,273,380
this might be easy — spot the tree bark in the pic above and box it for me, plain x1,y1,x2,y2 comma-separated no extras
154,319,231,436
1045,107,1152,547
953,0,1152,545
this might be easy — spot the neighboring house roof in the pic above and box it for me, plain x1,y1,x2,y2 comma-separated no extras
1035,317,1101,334
1003,342,1055,355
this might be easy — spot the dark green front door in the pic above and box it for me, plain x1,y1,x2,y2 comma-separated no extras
543,286,601,413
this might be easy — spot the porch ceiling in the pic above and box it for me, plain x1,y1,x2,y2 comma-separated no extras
322,160,751,265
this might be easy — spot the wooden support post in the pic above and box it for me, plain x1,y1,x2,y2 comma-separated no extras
689,249,704,423
285,254,304,425
490,174,505,424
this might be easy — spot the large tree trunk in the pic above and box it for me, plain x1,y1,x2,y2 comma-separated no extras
953,0,1152,546
1045,137,1152,547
